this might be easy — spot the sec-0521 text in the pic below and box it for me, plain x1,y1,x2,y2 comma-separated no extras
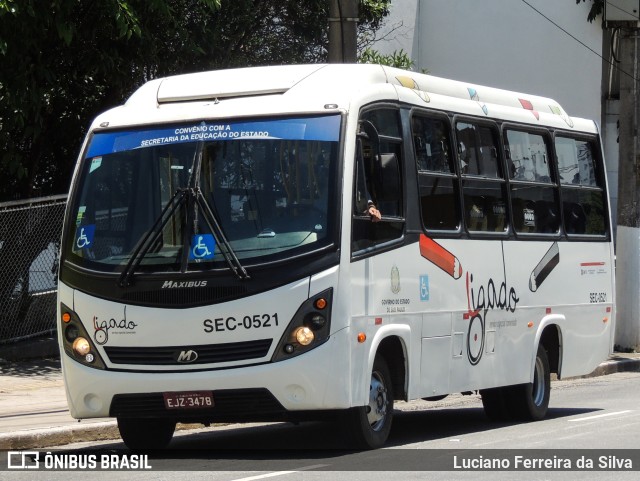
203,313,279,333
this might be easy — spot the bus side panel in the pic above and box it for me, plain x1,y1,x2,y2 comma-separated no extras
437,239,534,393
503,240,614,379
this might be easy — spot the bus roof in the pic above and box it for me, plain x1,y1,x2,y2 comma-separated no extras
93,64,595,133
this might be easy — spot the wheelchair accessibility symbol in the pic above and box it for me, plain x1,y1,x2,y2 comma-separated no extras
74,224,96,251
189,234,216,260
420,275,430,301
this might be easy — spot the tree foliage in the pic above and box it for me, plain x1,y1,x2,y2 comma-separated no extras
576,0,604,23
359,48,415,70
0,0,390,202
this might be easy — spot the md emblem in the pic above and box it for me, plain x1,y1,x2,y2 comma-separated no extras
176,350,199,363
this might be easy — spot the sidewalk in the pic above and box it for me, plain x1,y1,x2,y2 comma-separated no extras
0,353,639,450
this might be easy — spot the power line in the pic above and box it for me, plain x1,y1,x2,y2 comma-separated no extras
520,0,637,82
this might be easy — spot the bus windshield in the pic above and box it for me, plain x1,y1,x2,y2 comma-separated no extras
65,114,341,274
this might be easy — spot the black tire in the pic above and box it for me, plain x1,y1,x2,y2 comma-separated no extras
507,344,551,421
480,387,510,422
344,354,394,449
117,417,176,450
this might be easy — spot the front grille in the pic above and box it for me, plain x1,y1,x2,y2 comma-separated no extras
109,388,286,421
104,339,272,365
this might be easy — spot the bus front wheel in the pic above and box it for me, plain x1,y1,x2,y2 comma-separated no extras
345,354,394,449
117,417,176,450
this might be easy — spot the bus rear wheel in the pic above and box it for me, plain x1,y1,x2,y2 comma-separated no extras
345,354,394,449
117,417,176,450
480,386,510,422
508,344,550,421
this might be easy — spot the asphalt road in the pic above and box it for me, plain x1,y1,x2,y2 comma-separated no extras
2,372,639,480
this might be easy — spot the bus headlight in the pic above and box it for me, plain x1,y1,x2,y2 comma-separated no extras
272,288,333,362
295,327,315,345
72,337,91,356
59,303,106,370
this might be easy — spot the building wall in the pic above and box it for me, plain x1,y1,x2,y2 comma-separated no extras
375,0,603,120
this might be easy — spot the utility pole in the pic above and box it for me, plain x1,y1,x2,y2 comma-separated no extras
328,0,359,63
607,2,640,351
615,26,640,351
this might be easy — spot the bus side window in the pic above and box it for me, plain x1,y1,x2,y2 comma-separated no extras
555,136,606,236
505,129,560,235
412,114,461,232
351,108,404,253
456,121,507,234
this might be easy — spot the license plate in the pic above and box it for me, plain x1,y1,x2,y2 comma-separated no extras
163,391,214,409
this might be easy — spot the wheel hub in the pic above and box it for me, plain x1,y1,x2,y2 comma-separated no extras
367,371,388,430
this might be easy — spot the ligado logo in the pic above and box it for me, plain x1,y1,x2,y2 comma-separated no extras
465,271,519,365
161,280,208,289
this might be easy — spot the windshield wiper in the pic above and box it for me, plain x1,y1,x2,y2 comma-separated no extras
193,187,250,280
118,188,188,287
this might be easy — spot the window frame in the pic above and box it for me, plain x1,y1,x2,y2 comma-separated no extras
351,103,407,258
454,115,510,238
502,123,562,239
411,109,463,236
552,130,610,240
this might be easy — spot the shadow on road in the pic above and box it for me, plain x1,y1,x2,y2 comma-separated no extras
47,404,603,471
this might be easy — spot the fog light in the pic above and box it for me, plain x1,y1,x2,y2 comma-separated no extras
295,327,315,346
72,337,91,356
284,344,295,354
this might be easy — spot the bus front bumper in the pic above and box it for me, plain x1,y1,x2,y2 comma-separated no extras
61,329,353,420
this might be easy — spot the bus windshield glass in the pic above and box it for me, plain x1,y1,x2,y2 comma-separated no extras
65,114,341,273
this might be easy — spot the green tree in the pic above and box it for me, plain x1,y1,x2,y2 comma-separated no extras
0,0,390,202
0,0,221,202
359,48,415,70
576,0,604,23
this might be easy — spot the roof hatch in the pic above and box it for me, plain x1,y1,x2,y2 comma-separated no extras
156,64,326,103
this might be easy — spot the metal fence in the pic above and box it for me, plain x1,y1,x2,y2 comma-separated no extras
0,195,67,344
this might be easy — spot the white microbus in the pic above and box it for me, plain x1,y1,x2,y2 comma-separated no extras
58,64,615,449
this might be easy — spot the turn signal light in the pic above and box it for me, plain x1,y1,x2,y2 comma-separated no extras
62,312,72,323
314,298,327,310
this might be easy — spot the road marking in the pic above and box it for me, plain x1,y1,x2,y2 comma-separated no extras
568,410,632,422
230,464,329,481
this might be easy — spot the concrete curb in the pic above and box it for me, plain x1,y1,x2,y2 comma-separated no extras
578,356,640,378
0,422,211,450
0,421,119,450
2,357,639,450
